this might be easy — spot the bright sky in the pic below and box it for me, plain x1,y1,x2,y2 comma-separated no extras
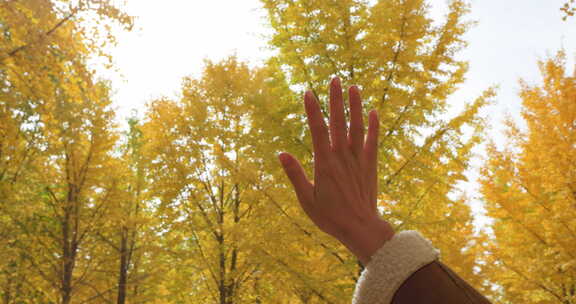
103,0,576,229
105,0,271,120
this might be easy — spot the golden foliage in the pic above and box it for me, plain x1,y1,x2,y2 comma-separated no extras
0,0,522,303
479,50,576,303
262,0,495,296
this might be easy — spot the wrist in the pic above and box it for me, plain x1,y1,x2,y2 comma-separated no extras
338,217,395,266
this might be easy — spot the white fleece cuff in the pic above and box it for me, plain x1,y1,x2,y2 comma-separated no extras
351,230,439,304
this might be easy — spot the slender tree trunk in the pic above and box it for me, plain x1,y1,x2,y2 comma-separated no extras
218,232,227,304
117,228,128,304
61,200,74,304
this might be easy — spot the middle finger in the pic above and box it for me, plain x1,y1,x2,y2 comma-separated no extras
329,77,348,151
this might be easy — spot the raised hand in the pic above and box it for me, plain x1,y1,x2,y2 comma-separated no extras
278,77,394,266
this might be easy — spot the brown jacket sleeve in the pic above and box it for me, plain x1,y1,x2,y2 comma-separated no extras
351,231,491,304
392,261,492,304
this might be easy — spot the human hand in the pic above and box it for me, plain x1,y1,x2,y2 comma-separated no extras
278,77,394,266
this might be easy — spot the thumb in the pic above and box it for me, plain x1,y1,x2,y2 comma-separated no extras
278,152,315,217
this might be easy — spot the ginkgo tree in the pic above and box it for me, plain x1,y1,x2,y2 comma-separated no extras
140,56,316,303
0,0,523,302
479,50,576,303
0,0,133,303
261,0,495,292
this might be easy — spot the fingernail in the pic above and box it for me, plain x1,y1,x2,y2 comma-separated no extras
306,90,318,107
371,109,378,122
278,152,289,165
332,76,340,86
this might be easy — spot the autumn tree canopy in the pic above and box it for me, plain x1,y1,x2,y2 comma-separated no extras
261,0,494,290
479,50,576,304
1,0,572,303
0,0,134,303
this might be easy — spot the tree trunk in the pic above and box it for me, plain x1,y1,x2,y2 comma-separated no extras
117,228,129,304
